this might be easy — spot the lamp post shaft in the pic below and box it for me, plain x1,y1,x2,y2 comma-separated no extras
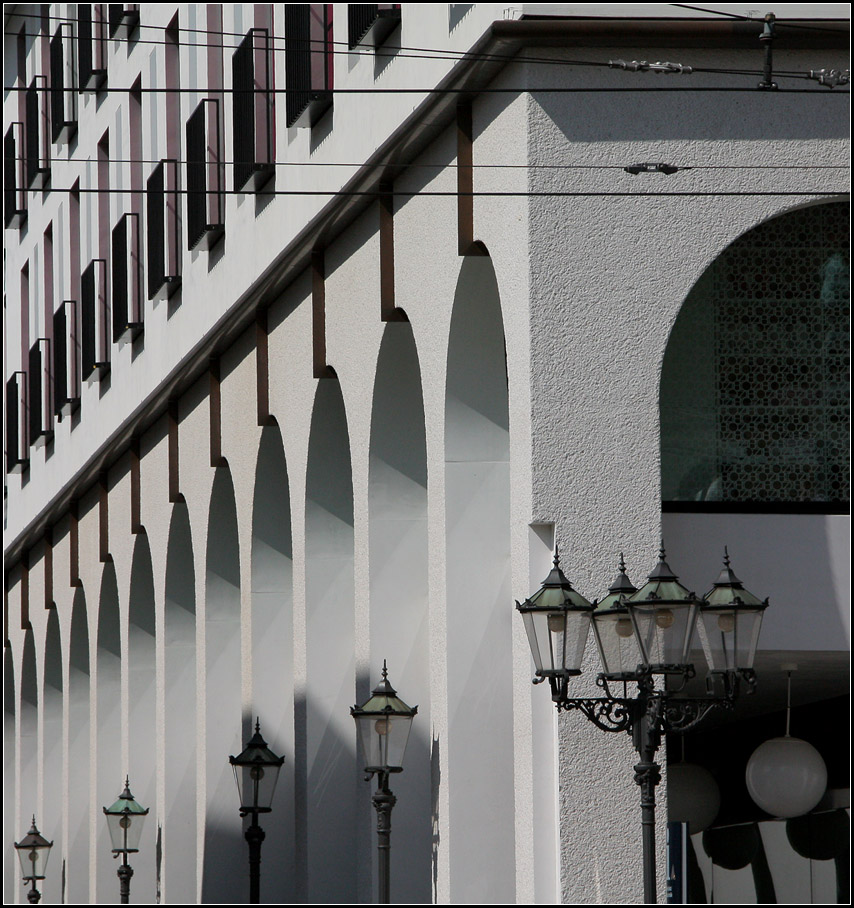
26,883,41,904
245,816,266,904
631,692,663,905
117,860,133,904
372,774,397,904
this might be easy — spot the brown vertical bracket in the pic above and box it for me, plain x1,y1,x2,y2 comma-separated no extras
312,250,335,379
457,102,474,255
44,526,54,608
379,182,406,322
99,471,110,562
70,499,81,586
131,436,143,533
209,356,226,468
456,102,488,257
168,399,183,503
256,308,272,426
21,552,30,629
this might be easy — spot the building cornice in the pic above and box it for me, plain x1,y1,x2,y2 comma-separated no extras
4,14,849,569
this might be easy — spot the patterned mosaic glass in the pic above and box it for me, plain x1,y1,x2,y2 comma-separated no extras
661,202,849,504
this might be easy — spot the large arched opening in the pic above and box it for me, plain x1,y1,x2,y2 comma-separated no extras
67,587,90,903
304,378,356,903
444,253,515,903
660,201,850,904
251,423,295,901
201,467,244,904
95,563,122,903
128,533,157,897
42,609,63,905
4,647,15,905
163,503,197,904
369,321,431,902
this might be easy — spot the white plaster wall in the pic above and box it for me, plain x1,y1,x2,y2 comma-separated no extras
525,44,849,906
3,12,849,908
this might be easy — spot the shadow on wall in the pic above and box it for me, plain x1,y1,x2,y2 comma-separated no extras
197,694,437,904
535,83,850,143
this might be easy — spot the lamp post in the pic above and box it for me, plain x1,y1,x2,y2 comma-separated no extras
351,661,417,904
103,777,149,904
517,546,767,905
14,817,53,904
229,718,284,904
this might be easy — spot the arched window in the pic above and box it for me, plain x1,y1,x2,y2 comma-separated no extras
661,202,849,509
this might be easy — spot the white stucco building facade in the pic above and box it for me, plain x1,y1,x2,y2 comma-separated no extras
4,4,849,904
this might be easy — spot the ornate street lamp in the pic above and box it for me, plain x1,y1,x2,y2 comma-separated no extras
229,718,284,904
14,817,53,904
351,661,417,904
517,545,767,905
103,777,149,904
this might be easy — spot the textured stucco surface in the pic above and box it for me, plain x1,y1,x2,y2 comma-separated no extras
524,45,849,905
4,11,849,906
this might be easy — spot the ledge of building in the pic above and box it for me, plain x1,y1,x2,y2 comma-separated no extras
4,13,850,568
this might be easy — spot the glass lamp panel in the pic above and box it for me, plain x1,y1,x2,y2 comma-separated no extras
356,712,414,770
521,609,545,672
106,810,146,852
234,760,281,811
384,713,414,769
524,608,591,674
629,600,698,668
592,610,641,676
699,606,764,671
16,844,49,881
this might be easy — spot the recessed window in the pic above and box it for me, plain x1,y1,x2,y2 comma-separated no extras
661,202,850,509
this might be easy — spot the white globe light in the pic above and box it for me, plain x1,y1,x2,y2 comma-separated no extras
745,736,827,818
667,762,721,833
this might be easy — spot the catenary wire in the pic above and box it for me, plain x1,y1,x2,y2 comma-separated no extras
21,187,850,198
6,84,847,93
5,9,838,80
20,158,850,170
668,4,849,33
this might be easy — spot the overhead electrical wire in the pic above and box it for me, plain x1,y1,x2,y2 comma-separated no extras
23,158,849,171
7,83,847,93
668,4,848,33
5,9,844,81
21,187,849,199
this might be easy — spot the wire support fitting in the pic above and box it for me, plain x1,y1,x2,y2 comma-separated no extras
758,12,778,90
624,163,681,175
609,60,694,74
808,68,849,88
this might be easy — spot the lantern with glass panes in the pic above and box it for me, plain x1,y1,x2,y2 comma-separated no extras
15,817,53,904
229,719,284,904
351,662,417,904
103,777,149,904
517,544,767,904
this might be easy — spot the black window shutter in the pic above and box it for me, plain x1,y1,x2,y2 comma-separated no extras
348,5,378,48
233,32,254,191
186,102,206,250
147,161,165,297
285,5,311,128
112,217,129,342
4,126,17,228
79,5,94,87
28,343,42,445
53,306,68,415
26,79,40,187
50,30,67,143
81,261,96,377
